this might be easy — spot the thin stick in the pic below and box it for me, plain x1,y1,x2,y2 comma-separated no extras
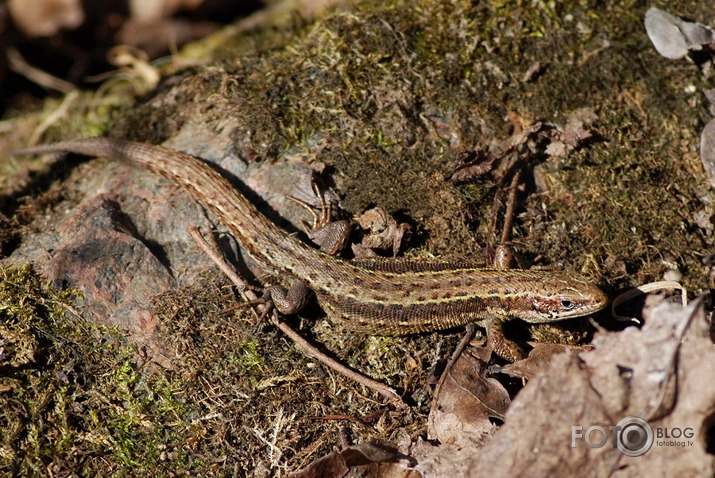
268,312,402,404
188,227,259,314
500,168,522,246
188,226,404,406
429,323,476,417
7,47,75,93
29,90,79,147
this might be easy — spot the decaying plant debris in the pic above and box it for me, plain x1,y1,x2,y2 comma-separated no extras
1,0,715,476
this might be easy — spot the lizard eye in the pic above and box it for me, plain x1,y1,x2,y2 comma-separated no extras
560,299,574,310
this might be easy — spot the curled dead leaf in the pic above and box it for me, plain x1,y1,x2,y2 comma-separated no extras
645,7,715,60
498,342,591,381
428,350,510,444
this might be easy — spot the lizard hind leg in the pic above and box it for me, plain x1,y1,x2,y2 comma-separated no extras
267,279,313,315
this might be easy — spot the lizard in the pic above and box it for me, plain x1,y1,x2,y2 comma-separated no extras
14,137,608,360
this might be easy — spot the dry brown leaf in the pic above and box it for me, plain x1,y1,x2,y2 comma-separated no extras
287,450,349,478
450,113,596,183
700,117,715,190
288,441,415,478
9,0,84,38
428,350,510,444
129,0,205,24
449,123,542,183
499,342,590,381
448,149,502,183
645,7,715,60
465,298,715,477
355,207,410,257
544,108,597,157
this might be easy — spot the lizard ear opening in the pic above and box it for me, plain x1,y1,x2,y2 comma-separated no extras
530,297,560,320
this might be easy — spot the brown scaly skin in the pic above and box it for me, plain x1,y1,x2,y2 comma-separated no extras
15,138,608,360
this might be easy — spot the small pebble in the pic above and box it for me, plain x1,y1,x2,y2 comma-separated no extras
663,269,683,282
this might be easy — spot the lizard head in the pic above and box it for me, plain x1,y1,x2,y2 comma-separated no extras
524,273,608,323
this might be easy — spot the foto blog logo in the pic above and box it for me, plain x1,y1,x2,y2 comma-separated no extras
571,416,654,457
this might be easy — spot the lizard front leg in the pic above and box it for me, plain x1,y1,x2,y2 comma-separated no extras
287,177,352,255
486,244,527,362
486,317,525,362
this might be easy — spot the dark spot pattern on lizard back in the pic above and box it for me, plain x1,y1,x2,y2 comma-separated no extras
387,303,404,314
325,292,492,334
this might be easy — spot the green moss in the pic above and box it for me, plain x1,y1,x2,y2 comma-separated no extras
0,265,192,475
239,338,267,372
145,0,711,283
3,0,715,473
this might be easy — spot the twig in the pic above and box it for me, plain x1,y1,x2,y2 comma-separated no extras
7,47,75,93
188,226,257,307
500,169,522,246
429,322,476,418
28,90,79,147
268,311,402,404
187,226,405,406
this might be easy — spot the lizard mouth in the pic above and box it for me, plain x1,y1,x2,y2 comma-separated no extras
558,290,609,319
